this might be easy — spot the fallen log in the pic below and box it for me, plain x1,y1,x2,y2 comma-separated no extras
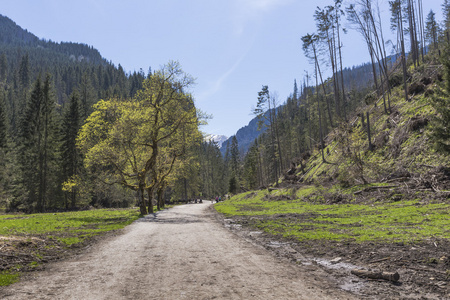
369,257,390,264
382,177,410,183
351,269,400,282
353,185,398,195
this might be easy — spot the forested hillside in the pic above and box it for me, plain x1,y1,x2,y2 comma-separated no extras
220,61,386,157
224,0,450,193
0,15,203,212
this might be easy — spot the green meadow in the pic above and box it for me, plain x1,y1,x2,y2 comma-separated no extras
0,208,141,285
215,188,450,243
0,208,141,245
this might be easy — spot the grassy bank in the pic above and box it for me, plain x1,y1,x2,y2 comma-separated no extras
215,188,450,243
0,208,141,285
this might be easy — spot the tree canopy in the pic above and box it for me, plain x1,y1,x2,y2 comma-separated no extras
77,62,202,215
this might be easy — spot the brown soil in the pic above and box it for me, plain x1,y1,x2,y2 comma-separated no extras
223,215,450,300
222,168,450,300
0,202,357,300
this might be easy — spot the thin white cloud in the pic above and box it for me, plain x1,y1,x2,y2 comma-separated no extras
232,0,293,36
197,0,294,104
243,0,294,12
196,51,247,103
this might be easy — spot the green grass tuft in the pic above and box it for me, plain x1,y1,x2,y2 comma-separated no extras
0,271,20,286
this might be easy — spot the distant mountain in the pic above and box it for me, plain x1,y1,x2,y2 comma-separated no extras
220,115,266,156
0,14,148,133
205,134,228,146
0,14,106,65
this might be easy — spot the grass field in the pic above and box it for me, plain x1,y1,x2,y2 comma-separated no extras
0,208,141,245
215,188,450,243
0,208,141,285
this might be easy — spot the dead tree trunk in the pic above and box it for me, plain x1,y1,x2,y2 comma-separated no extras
367,111,373,151
351,269,400,282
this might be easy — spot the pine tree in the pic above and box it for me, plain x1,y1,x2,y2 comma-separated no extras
230,136,240,178
0,53,7,82
61,92,81,209
15,75,58,212
253,85,284,181
15,77,43,211
226,136,241,194
0,90,12,208
79,71,96,120
389,0,409,101
429,48,450,154
198,141,228,198
293,79,298,101
0,91,6,149
228,176,237,194
442,0,450,36
425,10,440,50
18,54,30,88
242,142,259,190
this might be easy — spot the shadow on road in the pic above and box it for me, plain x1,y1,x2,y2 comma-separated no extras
135,205,207,224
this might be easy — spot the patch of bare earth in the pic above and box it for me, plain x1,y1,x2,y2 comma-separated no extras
224,219,449,299
221,176,450,300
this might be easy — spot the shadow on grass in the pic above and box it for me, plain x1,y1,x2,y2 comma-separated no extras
66,217,130,224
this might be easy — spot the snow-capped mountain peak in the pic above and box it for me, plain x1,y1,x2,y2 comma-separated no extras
204,134,228,146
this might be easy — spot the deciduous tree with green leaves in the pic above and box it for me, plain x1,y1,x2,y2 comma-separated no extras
77,62,202,215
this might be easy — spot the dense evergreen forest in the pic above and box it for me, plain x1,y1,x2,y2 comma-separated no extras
1,0,449,214
0,15,205,212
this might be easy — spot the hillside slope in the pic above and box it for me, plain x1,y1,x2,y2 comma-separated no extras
220,115,264,156
215,57,450,299
0,14,105,65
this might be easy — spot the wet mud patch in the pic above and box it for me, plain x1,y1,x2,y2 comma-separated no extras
216,210,450,299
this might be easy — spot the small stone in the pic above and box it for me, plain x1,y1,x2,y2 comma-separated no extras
436,281,447,288
330,257,342,264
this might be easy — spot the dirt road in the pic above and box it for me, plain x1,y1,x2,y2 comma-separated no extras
0,202,356,299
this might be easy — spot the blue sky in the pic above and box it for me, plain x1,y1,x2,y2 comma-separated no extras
1,0,444,137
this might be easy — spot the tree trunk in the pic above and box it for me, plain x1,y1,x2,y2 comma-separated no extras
273,108,284,174
138,186,147,215
147,187,155,214
351,269,399,282
337,17,347,121
367,111,373,151
71,189,76,210
315,59,326,163
157,185,166,210
399,8,409,101
313,44,333,128
268,98,279,183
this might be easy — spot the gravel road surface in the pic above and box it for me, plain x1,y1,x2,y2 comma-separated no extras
0,202,356,299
